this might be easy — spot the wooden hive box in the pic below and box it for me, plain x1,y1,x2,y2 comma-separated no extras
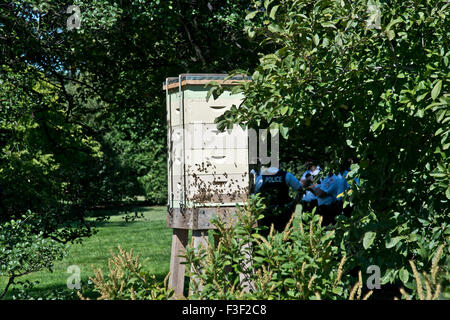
164,74,250,230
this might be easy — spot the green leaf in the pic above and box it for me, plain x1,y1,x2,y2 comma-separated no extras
313,34,320,46
431,80,442,100
425,101,444,111
386,29,395,41
385,17,402,33
283,278,296,286
346,139,353,147
370,120,382,132
416,92,428,102
386,236,402,249
280,106,289,115
231,85,243,95
269,5,279,19
363,231,376,249
252,69,261,81
430,172,446,178
446,186,450,199
279,125,289,139
331,286,343,294
245,11,258,20
399,268,409,284
268,24,282,34
206,88,214,102
320,22,336,29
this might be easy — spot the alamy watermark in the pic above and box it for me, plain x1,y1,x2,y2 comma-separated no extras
67,5,81,30
366,265,381,289
67,265,81,290
366,0,381,30
171,124,279,173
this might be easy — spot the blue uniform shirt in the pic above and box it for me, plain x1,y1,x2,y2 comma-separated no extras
337,171,350,200
254,167,302,193
317,174,339,206
302,190,317,202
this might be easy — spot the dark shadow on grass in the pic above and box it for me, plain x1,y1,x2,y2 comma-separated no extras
87,206,146,219
86,202,162,219
92,220,142,228
1,280,96,300
91,216,165,229
89,206,164,228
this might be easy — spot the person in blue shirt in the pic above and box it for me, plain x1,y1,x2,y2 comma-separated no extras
254,163,304,236
300,162,321,213
307,171,340,226
336,171,350,197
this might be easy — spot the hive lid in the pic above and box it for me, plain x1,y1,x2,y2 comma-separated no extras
163,73,251,90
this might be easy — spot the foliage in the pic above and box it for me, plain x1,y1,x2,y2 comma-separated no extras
78,246,173,300
0,0,262,217
397,244,449,300
0,0,259,292
80,202,447,300
1,0,448,300
0,215,66,299
5,280,81,300
184,195,358,300
0,68,113,243
208,0,450,295
1,0,262,206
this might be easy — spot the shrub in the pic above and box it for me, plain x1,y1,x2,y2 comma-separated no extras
0,215,66,299
184,195,361,300
397,244,449,300
78,246,173,300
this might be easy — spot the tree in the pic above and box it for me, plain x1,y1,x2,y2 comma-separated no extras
211,0,449,296
0,0,260,296
0,216,65,299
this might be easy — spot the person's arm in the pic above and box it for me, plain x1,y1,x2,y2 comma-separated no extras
307,184,327,198
250,169,256,194
285,172,304,203
312,176,339,199
254,174,263,193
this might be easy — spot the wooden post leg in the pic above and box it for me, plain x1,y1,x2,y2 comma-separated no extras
168,228,189,298
189,229,209,296
239,241,254,293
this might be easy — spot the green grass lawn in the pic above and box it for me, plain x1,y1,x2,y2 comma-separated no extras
0,206,173,299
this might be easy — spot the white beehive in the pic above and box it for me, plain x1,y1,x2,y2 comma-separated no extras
164,74,250,230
